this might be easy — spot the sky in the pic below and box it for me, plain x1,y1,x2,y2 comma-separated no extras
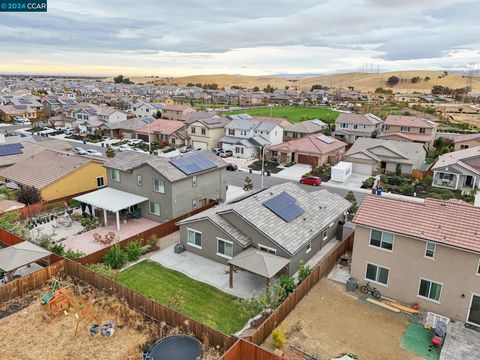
0,0,479,77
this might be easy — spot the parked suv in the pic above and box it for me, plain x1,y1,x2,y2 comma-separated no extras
219,149,233,158
127,139,143,146
299,176,321,186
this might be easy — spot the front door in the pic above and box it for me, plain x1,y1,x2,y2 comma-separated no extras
468,294,480,326
466,175,474,187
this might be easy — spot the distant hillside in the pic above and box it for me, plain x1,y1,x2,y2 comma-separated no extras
105,71,480,93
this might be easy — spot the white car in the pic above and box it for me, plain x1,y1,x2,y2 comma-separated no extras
64,127,75,135
73,147,87,155
127,139,144,146
39,128,57,135
14,117,31,125
85,149,103,157
117,144,132,152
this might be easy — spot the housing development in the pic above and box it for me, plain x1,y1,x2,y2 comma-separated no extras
0,1,480,360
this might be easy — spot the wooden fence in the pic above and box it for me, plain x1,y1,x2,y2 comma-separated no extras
0,228,24,247
248,235,353,345
221,339,280,360
75,200,218,265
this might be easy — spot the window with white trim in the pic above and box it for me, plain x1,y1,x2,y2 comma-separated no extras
149,201,161,216
419,128,426,134
425,242,435,258
96,176,104,187
418,278,442,302
476,258,480,275
192,198,197,209
217,238,233,258
258,244,276,254
370,229,394,251
192,175,197,187
306,240,311,253
137,175,142,186
187,229,202,248
365,263,389,285
153,179,165,193
323,230,328,241
400,126,411,132
110,169,120,182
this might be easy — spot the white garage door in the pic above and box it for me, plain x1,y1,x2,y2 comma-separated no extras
352,163,373,175
193,141,207,150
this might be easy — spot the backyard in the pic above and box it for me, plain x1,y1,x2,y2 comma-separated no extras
117,260,252,334
223,106,340,123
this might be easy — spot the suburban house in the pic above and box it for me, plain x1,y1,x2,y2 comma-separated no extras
431,146,480,191
131,101,163,118
283,119,328,140
378,115,438,146
351,195,480,326
453,133,480,151
219,118,283,159
177,182,352,280
266,134,347,167
42,95,77,117
227,114,292,129
102,150,227,222
70,103,128,132
98,117,156,139
0,104,40,122
344,138,426,176
178,110,219,123
187,116,230,150
134,119,188,148
162,104,196,120
0,150,106,202
333,113,383,144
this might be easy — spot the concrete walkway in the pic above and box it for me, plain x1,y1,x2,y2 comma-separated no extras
440,322,480,360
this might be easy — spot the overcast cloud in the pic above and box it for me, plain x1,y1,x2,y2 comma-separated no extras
0,0,479,76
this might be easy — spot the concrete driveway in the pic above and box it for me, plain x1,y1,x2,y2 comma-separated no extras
272,163,312,181
327,173,371,188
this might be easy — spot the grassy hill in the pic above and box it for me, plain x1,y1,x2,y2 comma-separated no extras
224,106,340,123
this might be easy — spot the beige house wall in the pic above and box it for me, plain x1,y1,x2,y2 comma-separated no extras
188,124,225,149
351,225,480,322
454,139,480,151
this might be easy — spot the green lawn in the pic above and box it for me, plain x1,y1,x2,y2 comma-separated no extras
117,260,252,334
223,105,340,123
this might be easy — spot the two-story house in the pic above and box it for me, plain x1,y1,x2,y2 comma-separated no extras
453,133,480,151
187,116,230,150
42,95,77,117
432,146,480,191
162,104,196,120
177,182,351,280
351,195,480,326
283,119,327,140
378,115,438,146
219,118,283,158
103,150,227,222
333,113,383,144
131,101,163,118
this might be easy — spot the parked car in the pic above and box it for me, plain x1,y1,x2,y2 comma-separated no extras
219,149,233,158
226,163,238,171
299,175,321,186
179,145,192,153
39,128,56,135
85,149,103,157
14,117,31,125
73,147,87,155
63,127,75,135
212,147,222,156
117,144,132,152
127,139,143,146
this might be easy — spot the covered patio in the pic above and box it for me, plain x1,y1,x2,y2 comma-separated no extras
74,187,149,231
228,247,290,289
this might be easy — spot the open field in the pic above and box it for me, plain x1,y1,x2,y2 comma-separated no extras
224,106,339,122
117,260,251,334
107,71,480,93
0,282,151,360
263,279,420,360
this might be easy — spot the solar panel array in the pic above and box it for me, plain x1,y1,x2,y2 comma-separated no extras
263,191,304,223
13,104,27,110
204,119,220,125
0,143,24,157
169,154,217,175
316,135,334,144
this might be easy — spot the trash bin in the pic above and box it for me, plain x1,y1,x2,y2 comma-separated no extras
266,170,271,176
376,188,382,196
346,277,357,292
249,168,252,174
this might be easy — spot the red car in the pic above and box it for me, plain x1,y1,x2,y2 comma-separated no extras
300,176,321,186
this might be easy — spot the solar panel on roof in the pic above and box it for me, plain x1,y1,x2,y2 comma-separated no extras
204,119,220,125
311,119,325,126
316,135,334,144
14,104,27,110
263,191,304,222
169,154,216,175
0,143,24,157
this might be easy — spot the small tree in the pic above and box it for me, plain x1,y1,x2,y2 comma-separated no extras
297,261,312,284
243,176,254,192
387,76,400,86
124,240,142,262
105,147,116,158
16,187,42,205
279,275,296,298
103,244,128,269
345,191,358,220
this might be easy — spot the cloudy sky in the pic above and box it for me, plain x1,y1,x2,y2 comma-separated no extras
1,0,479,76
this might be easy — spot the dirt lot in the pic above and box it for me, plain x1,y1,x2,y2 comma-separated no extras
0,281,152,360
263,279,421,360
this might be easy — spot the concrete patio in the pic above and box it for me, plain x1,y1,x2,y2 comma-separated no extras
150,245,268,299
62,217,161,255
440,322,480,360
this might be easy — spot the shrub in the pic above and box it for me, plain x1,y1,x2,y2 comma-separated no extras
279,275,296,297
103,244,128,269
272,327,287,349
64,249,85,259
68,199,81,208
361,177,375,189
0,211,21,231
124,240,142,262
80,217,98,231
400,182,414,196
71,213,83,222
39,235,52,249
297,261,312,284
16,187,42,205
85,263,118,280
105,147,116,158
241,284,285,315
50,243,65,256
147,234,159,247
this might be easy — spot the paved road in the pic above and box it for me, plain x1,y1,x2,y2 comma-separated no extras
226,171,367,202
33,135,108,155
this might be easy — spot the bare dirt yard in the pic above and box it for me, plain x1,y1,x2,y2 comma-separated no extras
263,278,421,360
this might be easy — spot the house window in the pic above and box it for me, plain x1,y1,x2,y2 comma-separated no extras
192,198,197,209
228,129,235,136
400,126,411,132
171,137,176,144
110,169,120,182
149,201,161,216
365,263,389,285
217,238,233,258
153,179,165,193
340,123,348,128
187,229,202,248
460,144,469,150
201,128,206,135
191,127,196,134
418,278,442,302
137,175,142,186
306,240,311,253
192,175,197,187
370,229,394,251
383,125,390,131
425,242,436,258
477,258,480,275
323,230,328,241
353,124,358,130
96,176,104,187
440,173,454,181
235,147,244,155
258,244,276,254
241,130,247,136
419,128,426,134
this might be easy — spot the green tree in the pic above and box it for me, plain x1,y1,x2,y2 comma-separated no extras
297,261,312,284
124,240,142,262
279,275,296,298
105,147,116,158
387,76,400,86
113,74,124,84
103,244,128,269
16,187,42,205
243,176,254,192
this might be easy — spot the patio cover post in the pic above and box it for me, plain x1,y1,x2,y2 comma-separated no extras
103,208,108,227
229,264,234,288
115,211,120,231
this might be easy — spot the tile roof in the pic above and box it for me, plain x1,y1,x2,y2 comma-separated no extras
377,132,434,143
336,113,383,126
384,115,438,128
136,119,185,135
285,119,326,134
453,133,480,144
0,150,93,189
267,134,346,155
432,145,480,173
353,195,480,254
0,139,72,168
163,104,195,112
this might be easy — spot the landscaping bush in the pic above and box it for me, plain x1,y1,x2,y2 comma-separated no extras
50,243,65,256
80,217,98,231
16,187,42,205
0,210,20,231
68,199,81,208
297,261,312,284
400,182,415,196
71,213,83,222
103,244,128,269
310,164,331,181
345,191,358,220
241,284,285,314
272,327,287,349
64,249,85,259
279,275,296,297
105,147,116,158
361,177,375,189
85,263,118,280
124,240,142,262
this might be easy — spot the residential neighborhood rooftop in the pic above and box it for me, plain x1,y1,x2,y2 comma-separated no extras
383,115,438,128
267,134,347,155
